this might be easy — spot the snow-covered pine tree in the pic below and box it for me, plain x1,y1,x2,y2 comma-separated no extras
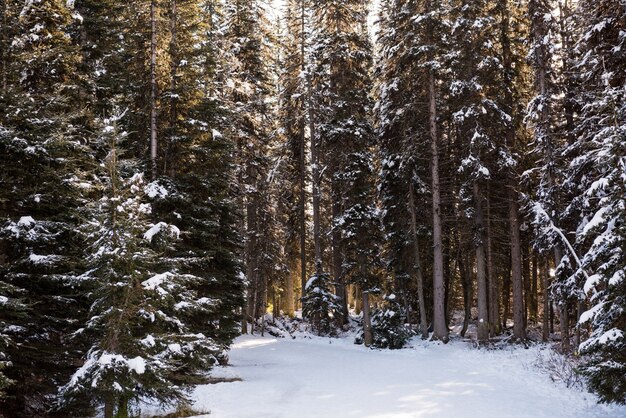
302,271,342,335
572,0,626,404
276,0,312,315
224,0,280,330
376,0,425,330
449,0,509,342
311,0,379,325
58,114,223,416
0,1,92,413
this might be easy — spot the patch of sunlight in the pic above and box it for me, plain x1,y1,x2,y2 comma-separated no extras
233,338,278,349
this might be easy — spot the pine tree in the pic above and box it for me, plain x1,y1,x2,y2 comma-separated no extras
573,0,626,404
58,114,224,416
0,1,92,413
312,0,378,326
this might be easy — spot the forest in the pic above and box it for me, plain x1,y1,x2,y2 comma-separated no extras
0,0,624,417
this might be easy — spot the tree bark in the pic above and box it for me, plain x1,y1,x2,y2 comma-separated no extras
362,291,373,347
331,185,348,322
150,0,158,179
474,183,489,343
554,246,569,352
428,66,448,343
165,0,177,175
487,197,499,336
510,194,525,340
309,75,321,279
542,258,550,342
409,181,428,338
1,0,7,95
299,0,307,301
531,253,539,321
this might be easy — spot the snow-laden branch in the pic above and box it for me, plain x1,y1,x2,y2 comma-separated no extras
532,202,589,282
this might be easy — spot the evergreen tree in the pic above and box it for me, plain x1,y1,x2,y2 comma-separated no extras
0,1,91,413
573,0,626,404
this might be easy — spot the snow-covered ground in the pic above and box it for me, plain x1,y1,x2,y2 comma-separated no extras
144,334,626,418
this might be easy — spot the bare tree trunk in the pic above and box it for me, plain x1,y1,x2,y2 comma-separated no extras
428,67,448,343
1,0,8,95
299,0,307,300
409,181,428,338
362,291,373,347
284,272,295,317
510,194,525,340
554,246,569,352
331,189,348,322
531,253,539,321
104,395,114,418
309,75,321,279
150,0,158,179
487,198,499,336
542,258,550,342
164,0,177,175
474,183,489,343
460,253,472,338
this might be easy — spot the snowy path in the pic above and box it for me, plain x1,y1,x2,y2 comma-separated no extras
151,335,626,418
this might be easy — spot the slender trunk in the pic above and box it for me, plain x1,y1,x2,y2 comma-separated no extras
409,182,428,338
531,253,539,321
299,0,307,299
542,258,550,342
332,193,348,321
309,75,321,279
523,244,531,328
284,272,295,317
104,395,114,418
474,183,489,342
362,291,373,347
510,194,525,340
165,0,177,174
487,197,499,336
150,0,158,179
460,252,472,338
428,68,447,343
355,284,362,314
554,246,569,351
1,0,6,95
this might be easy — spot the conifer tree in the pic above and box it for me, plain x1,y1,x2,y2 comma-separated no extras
0,1,91,413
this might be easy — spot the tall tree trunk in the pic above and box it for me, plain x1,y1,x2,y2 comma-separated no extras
331,190,348,322
531,253,539,321
362,291,373,347
104,395,114,418
284,272,295,317
150,0,158,179
542,258,550,342
299,0,307,301
409,181,428,338
487,197,499,336
309,75,321,279
460,252,472,338
474,183,489,342
510,195,525,340
165,0,177,175
554,246,569,351
1,0,7,95
428,67,448,343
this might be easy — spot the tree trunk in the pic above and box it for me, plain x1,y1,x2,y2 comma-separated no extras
474,183,489,343
1,0,6,95
487,197,499,336
309,75,321,281
284,272,295,317
104,395,114,418
299,0,307,301
331,189,348,322
362,291,373,347
554,246,569,352
510,193,525,340
542,258,550,342
428,67,448,343
460,252,472,338
409,181,428,338
531,253,539,321
150,0,158,179
165,0,177,174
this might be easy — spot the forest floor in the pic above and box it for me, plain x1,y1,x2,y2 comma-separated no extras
142,330,626,418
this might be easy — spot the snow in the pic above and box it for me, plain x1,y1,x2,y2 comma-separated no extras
17,216,35,227
143,222,180,241
142,335,626,418
127,356,146,375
